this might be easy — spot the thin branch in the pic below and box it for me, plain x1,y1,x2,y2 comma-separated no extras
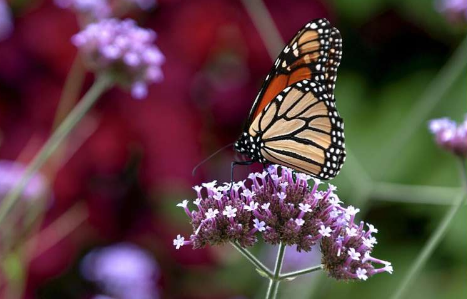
240,0,284,59
265,243,286,299
230,241,273,278
370,182,463,205
390,159,467,299
0,76,112,228
279,264,323,280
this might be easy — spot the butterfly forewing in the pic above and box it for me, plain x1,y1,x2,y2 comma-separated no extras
324,28,342,99
246,18,333,125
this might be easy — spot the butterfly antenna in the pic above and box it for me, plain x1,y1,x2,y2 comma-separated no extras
192,142,235,176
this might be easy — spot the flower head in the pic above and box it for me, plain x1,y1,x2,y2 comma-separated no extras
0,160,49,202
253,218,266,232
173,235,186,249
0,0,13,41
81,243,159,299
72,18,164,99
320,216,393,281
429,116,467,157
174,165,391,281
205,208,219,220
356,268,368,280
223,205,237,218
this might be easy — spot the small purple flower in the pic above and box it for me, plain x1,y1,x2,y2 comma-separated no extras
72,18,164,99
0,0,13,41
81,243,159,299
356,268,368,280
429,116,467,157
319,225,332,238
174,165,392,281
173,234,187,249
223,205,238,218
253,218,266,232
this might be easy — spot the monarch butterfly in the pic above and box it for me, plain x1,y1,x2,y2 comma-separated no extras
234,18,346,180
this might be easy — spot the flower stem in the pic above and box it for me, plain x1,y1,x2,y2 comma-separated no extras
230,242,273,278
279,264,323,280
390,158,467,299
0,76,113,227
265,242,286,299
240,0,283,60
53,56,86,129
371,182,462,205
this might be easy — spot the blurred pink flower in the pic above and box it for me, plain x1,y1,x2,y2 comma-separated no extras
0,0,13,41
436,0,467,21
81,243,160,299
72,18,164,99
0,160,49,201
429,116,467,157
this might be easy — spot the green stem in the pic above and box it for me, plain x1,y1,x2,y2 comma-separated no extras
279,264,323,280
0,76,112,227
240,0,284,59
371,182,463,205
53,56,86,129
230,242,273,278
265,243,286,299
390,158,467,299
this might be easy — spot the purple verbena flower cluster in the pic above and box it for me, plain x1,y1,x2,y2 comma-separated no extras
429,116,467,157
81,243,160,299
0,0,13,41
174,165,392,281
72,18,164,99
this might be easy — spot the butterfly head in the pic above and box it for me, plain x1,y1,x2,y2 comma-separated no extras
234,132,266,163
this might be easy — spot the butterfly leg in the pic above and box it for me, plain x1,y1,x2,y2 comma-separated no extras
230,160,255,192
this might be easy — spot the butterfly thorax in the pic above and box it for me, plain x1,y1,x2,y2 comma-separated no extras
234,132,267,163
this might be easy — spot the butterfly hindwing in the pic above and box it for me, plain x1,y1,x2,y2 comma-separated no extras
248,79,345,179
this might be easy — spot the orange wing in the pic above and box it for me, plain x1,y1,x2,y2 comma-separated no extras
246,18,334,126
